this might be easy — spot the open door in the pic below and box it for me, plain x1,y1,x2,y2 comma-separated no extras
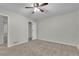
28,22,32,41
0,16,3,45
0,15,8,47
3,16,8,46
28,21,37,42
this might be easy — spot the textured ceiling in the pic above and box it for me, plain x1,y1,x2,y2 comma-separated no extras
0,3,79,20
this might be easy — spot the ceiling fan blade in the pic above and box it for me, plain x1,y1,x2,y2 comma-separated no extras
36,3,39,7
40,3,48,6
40,9,44,12
25,7,33,8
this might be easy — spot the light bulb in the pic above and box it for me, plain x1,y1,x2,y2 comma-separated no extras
34,7,40,12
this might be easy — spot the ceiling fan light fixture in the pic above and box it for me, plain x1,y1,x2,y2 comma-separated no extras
25,3,48,14
34,7,40,12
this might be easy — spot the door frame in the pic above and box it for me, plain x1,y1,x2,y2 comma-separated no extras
27,20,37,42
0,15,8,47
28,21,32,41
2,16,8,46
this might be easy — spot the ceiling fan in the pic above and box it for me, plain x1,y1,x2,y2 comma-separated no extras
25,3,48,14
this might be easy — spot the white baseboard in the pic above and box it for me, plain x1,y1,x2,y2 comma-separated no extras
8,40,28,47
8,39,79,50
39,39,78,48
39,39,79,50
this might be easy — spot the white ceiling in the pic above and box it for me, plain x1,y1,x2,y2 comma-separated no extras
0,3,79,20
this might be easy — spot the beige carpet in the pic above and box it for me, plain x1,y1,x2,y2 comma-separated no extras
0,40,79,56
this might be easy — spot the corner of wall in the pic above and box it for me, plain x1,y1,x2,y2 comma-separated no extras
8,40,28,47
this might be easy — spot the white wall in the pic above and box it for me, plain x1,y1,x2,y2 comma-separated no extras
38,11,79,46
0,8,31,47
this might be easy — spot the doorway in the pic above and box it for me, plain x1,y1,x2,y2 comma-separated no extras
3,16,8,47
0,15,8,47
28,22,32,42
